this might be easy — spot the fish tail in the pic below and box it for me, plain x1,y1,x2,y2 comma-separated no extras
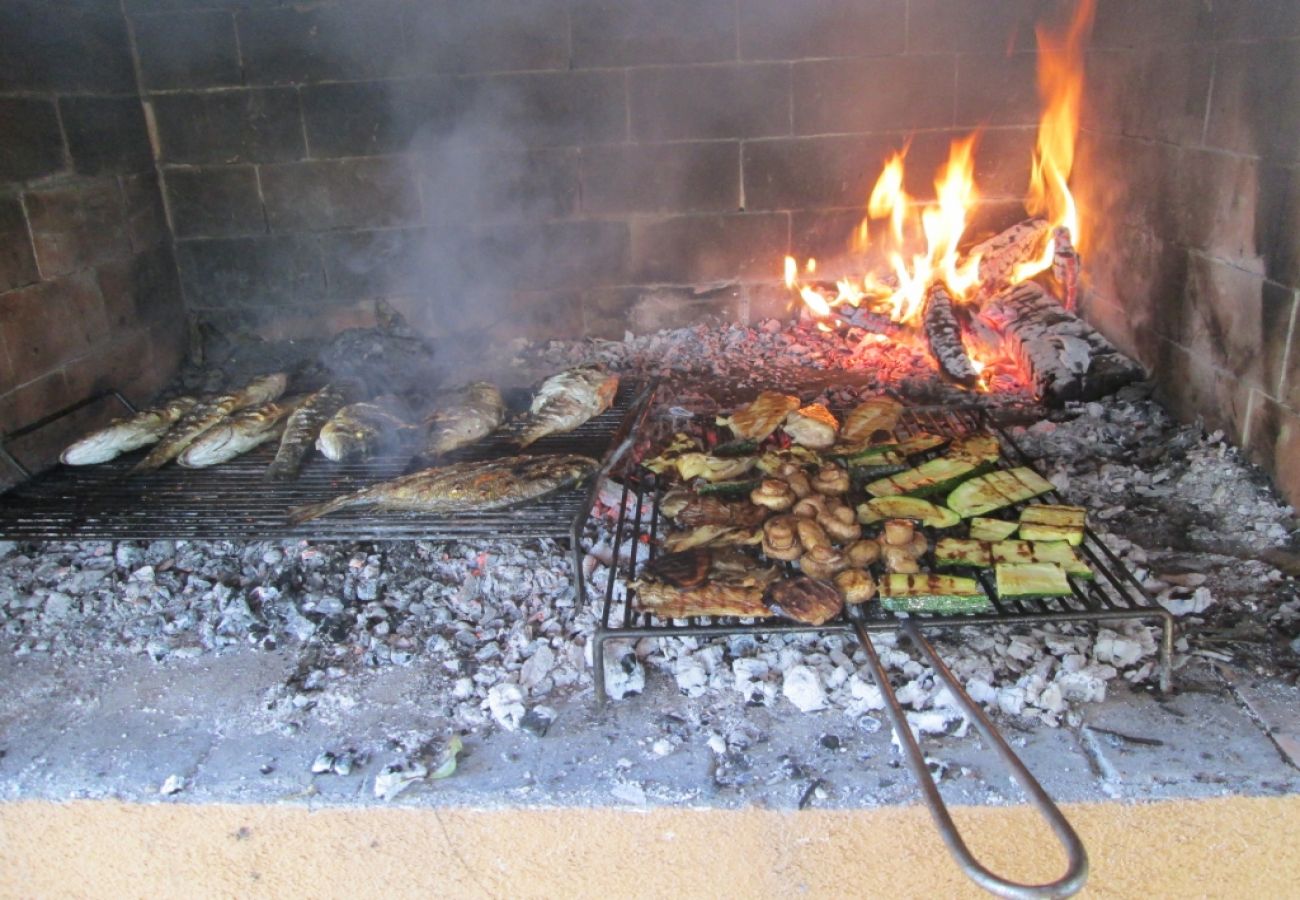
287,489,368,524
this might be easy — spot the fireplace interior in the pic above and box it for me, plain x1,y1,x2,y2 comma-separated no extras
1,0,1298,895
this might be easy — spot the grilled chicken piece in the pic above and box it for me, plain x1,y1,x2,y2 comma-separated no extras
632,549,779,619
133,373,287,473
266,383,353,480
765,576,844,625
288,453,597,523
178,398,302,468
716,391,800,441
662,524,762,553
783,403,839,449
421,381,505,458
61,396,198,465
838,396,903,449
517,366,619,448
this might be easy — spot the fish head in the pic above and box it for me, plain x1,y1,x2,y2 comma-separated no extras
316,422,372,461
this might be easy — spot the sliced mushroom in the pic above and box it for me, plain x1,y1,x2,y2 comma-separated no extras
750,478,796,512
882,518,915,547
799,544,848,579
845,538,882,568
811,463,850,496
834,568,877,605
762,515,803,561
795,517,831,552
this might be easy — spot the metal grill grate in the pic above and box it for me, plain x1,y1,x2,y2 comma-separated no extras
588,404,1173,700
0,381,651,543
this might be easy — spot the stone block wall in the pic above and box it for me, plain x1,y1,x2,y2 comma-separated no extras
1075,0,1300,504
0,0,186,480
127,0,1061,340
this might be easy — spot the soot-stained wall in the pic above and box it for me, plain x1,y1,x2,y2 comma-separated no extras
131,0,1060,341
1075,1,1300,504
0,0,186,480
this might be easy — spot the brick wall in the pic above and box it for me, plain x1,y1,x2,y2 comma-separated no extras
129,0,1060,341
1075,0,1300,505
0,0,186,481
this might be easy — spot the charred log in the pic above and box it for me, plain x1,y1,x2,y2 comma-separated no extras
979,282,1144,405
923,283,979,387
1051,225,1081,312
968,218,1049,297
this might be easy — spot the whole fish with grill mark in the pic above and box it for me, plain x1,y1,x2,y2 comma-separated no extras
419,381,506,459
132,373,288,473
266,383,352,480
316,398,420,462
178,397,302,468
60,396,198,465
287,453,598,524
516,367,619,448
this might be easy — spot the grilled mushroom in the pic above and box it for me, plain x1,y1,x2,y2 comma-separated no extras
811,463,850,496
792,494,829,519
906,531,929,558
818,501,862,543
795,517,831,552
882,518,915,547
834,568,877,605
750,478,796,512
883,545,920,574
762,515,802,561
845,538,882,568
775,464,813,499
800,545,848,579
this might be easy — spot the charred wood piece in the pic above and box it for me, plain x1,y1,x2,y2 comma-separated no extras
979,282,1144,405
968,218,1049,298
1051,225,1081,312
923,283,979,387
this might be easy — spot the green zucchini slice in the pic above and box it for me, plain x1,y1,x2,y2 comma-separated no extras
995,563,1073,597
945,466,1054,518
866,457,992,498
879,574,991,614
696,478,762,498
1018,504,1086,545
934,538,993,568
969,517,1019,541
857,497,961,529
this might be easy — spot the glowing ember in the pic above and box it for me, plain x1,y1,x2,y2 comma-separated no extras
1012,0,1095,283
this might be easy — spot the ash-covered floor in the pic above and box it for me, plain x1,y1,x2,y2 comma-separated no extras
1,322,1298,808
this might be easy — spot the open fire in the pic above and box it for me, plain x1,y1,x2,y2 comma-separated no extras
782,0,1102,399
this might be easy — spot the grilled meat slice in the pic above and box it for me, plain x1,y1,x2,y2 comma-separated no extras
420,381,505,458
632,549,779,619
838,396,903,449
178,398,301,468
287,453,597,523
517,366,619,448
765,576,844,625
783,403,839,449
316,398,420,462
132,373,287,473
60,396,198,465
716,391,800,441
662,524,762,553
640,548,712,589
672,496,768,528
266,383,353,480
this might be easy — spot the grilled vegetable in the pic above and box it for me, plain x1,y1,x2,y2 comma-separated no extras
945,433,1002,464
696,478,762,498
878,574,991,614
517,366,619,448
783,403,839,449
969,517,1019,541
756,446,823,473
799,545,848,580
811,463,850,495
663,524,762,553
675,453,757,482
864,456,992,499
945,466,1054,518
841,445,909,479
857,496,961,529
716,391,800,441
644,433,701,474
834,568,877,605
712,438,760,458
995,562,1073,597
1018,504,1087,545
894,432,949,456
933,538,1092,578
61,396,198,465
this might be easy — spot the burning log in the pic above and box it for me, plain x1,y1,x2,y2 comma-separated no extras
922,283,979,388
1051,225,1080,312
968,218,1050,297
979,282,1144,405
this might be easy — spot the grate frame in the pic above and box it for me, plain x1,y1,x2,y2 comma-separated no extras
0,381,651,543
587,404,1174,700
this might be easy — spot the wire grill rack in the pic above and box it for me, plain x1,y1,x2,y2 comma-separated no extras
0,381,651,543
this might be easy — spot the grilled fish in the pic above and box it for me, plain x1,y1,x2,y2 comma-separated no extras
178,398,301,468
132,373,287,473
316,399,419,462
266,383,352,480
420,381,505,458
517,367,619,448
716,391,800,441
60,396,198,465
288,453,598,524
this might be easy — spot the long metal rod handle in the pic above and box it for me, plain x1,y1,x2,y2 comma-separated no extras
852,621,1089,899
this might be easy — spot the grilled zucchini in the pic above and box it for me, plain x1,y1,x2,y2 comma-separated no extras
969,517,1019,541
878,574,991,614
1018,504,1087,545
995,563,1073,597
857,496,961,529
865,456,993,498
945,466,1054,518
935,538,1092,578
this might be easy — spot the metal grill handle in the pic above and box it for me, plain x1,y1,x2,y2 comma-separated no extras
852,619,1089,899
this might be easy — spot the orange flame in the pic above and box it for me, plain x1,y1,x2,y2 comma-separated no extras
1013,0,1095,283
